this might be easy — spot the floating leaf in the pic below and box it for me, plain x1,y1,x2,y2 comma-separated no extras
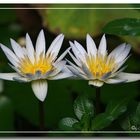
59,117,78,130
73,95,94,120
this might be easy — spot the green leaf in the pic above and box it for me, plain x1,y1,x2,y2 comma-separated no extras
91,113,113,130
80,114,91,131
59,117,79,130
106,97,129,120
121,102,140,131
74,95,94,120
103,18,140,36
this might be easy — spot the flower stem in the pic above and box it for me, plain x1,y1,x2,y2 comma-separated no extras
38,100,45,130
95,87,101,114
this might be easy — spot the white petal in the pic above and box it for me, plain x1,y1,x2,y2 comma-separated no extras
112,55,130,73
81,63,94,79
54,60,66,71
117,72,140,83
86,34,97,57
115,44,131,63
74,41,87,57
98,34,107,57
105,78,127,84
49,72,73,80
66,59,85,75
55,47,70,63
111,65,127,77
10,39,25,58
46,34,64,60
36,30,46,61
67,65,88,79
68,51,81,66
70,41,86,63
108,43,126,60
26,33,35,64
0,44,19,67
31,80,48,102
0,73,18,81
88,80,104,87
13,76,30,82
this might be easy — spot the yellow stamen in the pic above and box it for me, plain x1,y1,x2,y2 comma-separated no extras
86,54,116,79
19,53,53,75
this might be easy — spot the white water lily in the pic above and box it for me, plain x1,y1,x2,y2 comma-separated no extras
0,30,72,101
67,34,140,87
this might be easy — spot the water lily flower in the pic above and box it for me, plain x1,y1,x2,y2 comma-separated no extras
0,30,72,101
67,34,140,87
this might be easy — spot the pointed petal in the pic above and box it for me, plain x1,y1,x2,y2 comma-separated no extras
98,34,107,57
36,30,46,61
67,65,88,79
108,43,126,60
46,34,64,60
31,80,48,102
86,34,97,57
111,65,127,77
88,80,104,87
13,76,30,82
113,55,130,73
101,72,112,80
54,60,66,71
10,39,25,58
26,33,35,64
115,44,131,63
70,41,86,63
68,51,81,66
105,78,127,84
81,63,94,79
74,41,87,57
0,43,19,67
55,47,71,63
49,72,73,80
0,73,18,81
66,59,85,75
117,72,140,83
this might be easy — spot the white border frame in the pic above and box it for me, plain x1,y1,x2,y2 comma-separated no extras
0,5,140,135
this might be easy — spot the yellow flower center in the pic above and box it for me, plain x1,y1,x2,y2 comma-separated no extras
86,54,116,79
19,54,53,75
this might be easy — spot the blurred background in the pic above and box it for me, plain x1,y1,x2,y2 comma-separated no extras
0,4,140,137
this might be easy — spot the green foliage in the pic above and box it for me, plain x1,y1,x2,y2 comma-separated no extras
59,117,78,130
120,102,140,131
59,95,94,131
91,97,129,130
106,98,129,119
103,18,140,36
73,95,94,120
91,113,113,130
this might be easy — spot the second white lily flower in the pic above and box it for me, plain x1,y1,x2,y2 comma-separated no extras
67,34,140,87
0,30,72,101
